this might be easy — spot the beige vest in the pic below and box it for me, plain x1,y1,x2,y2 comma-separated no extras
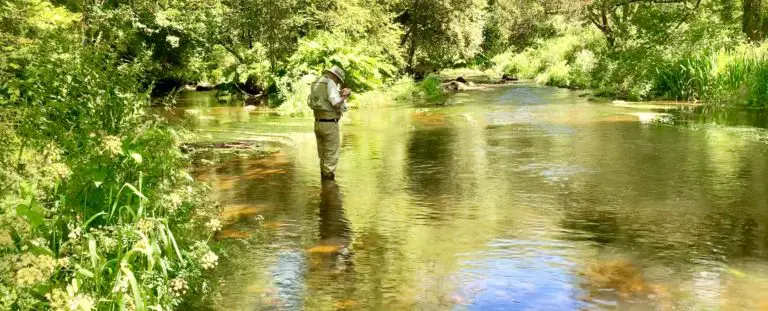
309,77,342,119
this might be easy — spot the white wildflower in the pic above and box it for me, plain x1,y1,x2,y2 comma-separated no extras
125,298,136,311
102,236,117,252
137,219,154,233
31,237,47,247
0,230,12,247
48,163,72,179
169,278,188,297
57,257,71,269
47,287,95,311
101,135,122,157
15,254,56,286
113,277,130,293
165,192,183,214
205,219,222,232
201,251,218,270
67,224,82,240
15,267,44,286
67,294,95,311
134,239,149,251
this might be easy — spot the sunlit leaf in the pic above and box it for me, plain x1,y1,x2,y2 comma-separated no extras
124,183,147,200
130,152,143,164
16,204,44,229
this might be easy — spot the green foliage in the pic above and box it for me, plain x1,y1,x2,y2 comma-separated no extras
488,2,768,106
480,0,562,59
396,0,487,73
492,20,603,89
286,31,399,92
349,76,421,108
80,0,226,88
1,1,222,310
419,75,444,98
657,44,768,106
275,75,430,117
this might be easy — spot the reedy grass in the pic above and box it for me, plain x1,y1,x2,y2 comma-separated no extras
657,44,768,107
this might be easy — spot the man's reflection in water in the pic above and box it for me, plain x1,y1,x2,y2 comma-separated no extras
314,179,352,271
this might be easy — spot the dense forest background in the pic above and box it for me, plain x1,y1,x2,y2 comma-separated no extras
6,0,768,106
3,0,768,310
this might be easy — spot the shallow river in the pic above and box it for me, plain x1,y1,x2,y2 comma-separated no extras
179,84,768,310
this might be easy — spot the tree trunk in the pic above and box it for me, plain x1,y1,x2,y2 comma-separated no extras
587,8,616,49
743,0,763,41
406,33,417,74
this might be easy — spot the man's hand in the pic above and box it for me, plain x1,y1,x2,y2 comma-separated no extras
341,88,352,99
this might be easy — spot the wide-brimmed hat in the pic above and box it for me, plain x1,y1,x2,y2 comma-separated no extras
323,66,346,83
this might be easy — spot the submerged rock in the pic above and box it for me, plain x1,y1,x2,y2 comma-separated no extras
306,244,343,254
220,204,267,225
581,259,670,306
215,229,252,240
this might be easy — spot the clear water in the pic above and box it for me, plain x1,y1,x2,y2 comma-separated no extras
177,84,768,310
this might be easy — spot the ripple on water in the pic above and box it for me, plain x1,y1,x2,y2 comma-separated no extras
456,239,586,310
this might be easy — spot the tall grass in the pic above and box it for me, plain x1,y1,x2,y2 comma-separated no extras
657,45,768,107
493,23,768,107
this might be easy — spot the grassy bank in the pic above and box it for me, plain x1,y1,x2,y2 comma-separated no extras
1,3,223,310
487,19,768,108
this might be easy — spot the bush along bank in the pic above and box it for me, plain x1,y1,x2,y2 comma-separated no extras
275,74,447,117
1,57,224,311
1,5,223,311
490,17,768,108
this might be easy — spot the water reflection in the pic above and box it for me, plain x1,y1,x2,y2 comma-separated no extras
312,179,352,268
406,126,457,218
181,85,768,310
304,180,358,310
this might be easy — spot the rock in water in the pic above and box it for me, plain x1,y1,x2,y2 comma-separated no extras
441,81,468,92
456,76,468,83
501,74,518,81
196,82,214,91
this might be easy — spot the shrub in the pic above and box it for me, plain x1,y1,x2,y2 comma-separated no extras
419,75,444,98
491,23,602,85
0,3,221,309
537,60,570,87
569,50,598,88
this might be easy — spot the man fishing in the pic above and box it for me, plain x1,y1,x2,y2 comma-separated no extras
308,66,351,180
